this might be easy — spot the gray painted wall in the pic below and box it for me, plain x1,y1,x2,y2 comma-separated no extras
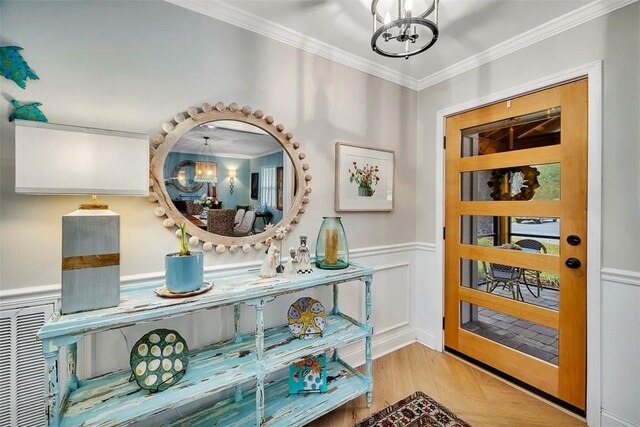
0,0,417,290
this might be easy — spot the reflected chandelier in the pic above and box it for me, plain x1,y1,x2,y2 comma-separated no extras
371,0,439,59
194,136,218,183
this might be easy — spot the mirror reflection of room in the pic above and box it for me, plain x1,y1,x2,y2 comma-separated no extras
164,120,294,237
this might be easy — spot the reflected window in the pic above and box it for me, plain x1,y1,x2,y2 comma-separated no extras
260,166,277,209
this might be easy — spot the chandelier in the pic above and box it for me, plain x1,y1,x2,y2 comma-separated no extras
194,136,218,183
371,0,439,59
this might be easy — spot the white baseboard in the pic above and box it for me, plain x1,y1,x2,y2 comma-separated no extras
416,328,438,350
602,410,640,427
341,325,417,368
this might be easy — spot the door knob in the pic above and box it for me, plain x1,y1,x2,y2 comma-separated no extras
567,235,581,246
565,257,581,269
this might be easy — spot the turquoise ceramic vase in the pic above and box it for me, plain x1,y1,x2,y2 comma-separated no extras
165,252,203,293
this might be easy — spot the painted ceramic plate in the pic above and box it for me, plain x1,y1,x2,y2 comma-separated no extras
130,329,189,392
154,282,213,298
287,297,327,340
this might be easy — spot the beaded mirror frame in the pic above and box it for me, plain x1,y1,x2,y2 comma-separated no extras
148,102,312,254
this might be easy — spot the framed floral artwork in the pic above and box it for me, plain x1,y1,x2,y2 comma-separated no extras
335,142,394,212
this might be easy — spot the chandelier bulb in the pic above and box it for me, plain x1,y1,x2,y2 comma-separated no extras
405,0,413,12
384,12,391,25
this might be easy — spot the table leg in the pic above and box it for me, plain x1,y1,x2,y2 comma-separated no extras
234,304,243,402
332,284,339,362
43,340,60,427
67,342,79,393
364,276,373,408
255,301,266,426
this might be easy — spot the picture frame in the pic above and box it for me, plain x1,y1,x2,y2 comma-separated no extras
335,142,394,212
250,172,259,200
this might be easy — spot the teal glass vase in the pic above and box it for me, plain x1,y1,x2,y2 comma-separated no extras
315,217,349,269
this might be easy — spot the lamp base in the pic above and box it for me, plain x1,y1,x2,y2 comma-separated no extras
61,209,120,314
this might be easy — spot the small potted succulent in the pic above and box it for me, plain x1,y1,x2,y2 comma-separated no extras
165,222,203,293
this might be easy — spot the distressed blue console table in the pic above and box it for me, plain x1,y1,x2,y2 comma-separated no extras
38,263,374,426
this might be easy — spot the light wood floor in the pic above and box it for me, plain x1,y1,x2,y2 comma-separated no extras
310,343,585,427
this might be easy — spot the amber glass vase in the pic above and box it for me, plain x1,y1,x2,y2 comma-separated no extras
315,217,349,269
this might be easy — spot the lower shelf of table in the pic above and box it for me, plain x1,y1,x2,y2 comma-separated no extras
166,359,370,427
58,314,366,426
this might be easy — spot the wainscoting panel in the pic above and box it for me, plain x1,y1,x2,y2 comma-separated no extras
600,269,640,427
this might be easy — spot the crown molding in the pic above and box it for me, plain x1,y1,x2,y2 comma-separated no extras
166,0,636,92
416,0,638,91
165,0,420,90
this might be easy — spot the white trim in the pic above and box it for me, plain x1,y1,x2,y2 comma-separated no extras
416,328,437,349
417,0,634,91
433,61,603,426
602,410,640,427
601,268,640,287
341,324,417,368
165,0,419,90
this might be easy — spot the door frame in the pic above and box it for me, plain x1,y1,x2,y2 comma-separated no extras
432,60,602,426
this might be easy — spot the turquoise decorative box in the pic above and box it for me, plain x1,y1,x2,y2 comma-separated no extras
288,354,327,394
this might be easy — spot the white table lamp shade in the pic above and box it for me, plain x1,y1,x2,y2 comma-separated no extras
15,120,149,195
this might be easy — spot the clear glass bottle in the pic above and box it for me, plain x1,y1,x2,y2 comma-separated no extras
315,217,349,269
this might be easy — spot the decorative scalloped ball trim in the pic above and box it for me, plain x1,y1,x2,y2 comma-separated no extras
302,197,310,204
242,244,251,253
203,242,213,252
285,225,293,232
215,244,226,254
254,110,264,119
292,216,300,224
149,147,156,160
302,164,309,171
175,229,182,238
151,134,165,147
285,132,293,140
154,207,166,217
215,102,225,112
228,102,239,112
241,106,252,116
304,174,312,181
305,187,312,194
174,113,186,123
163,218,175,228
293,142,300,149
162,122,174,133
202,103,212,112
188,236,200,247
298,207,306,214
187,107,198,118
298,153,305,160
229,245,239,254
254,242,263,251
265,116,274,125
276,124,284,132
147,192,159,203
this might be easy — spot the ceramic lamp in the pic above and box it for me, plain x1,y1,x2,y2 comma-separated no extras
14,120,148,314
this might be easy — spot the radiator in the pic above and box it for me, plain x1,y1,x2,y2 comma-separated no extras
0,303,54,427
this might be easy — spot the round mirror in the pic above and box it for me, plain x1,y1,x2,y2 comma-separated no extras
149,103,311,252
169,160,203,193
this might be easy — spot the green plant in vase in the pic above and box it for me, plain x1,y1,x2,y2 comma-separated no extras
348,161,380,197
165,222,203,294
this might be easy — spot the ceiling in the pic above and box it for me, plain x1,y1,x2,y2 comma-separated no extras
173,121,283,158
167,0,633,89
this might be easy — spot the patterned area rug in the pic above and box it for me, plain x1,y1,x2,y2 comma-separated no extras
356,391,471,427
